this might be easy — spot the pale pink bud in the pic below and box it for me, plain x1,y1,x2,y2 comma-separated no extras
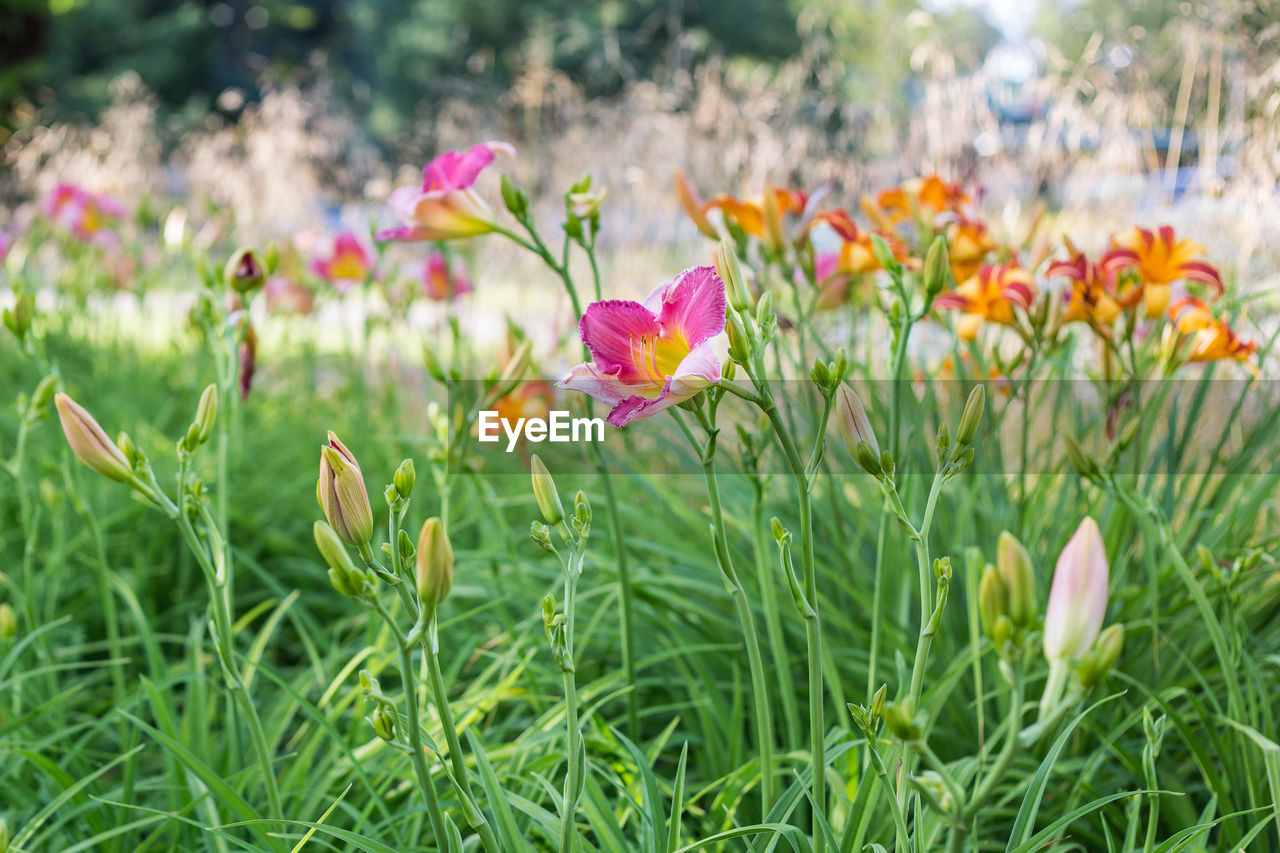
55,393,133,482
1043,517,1109,663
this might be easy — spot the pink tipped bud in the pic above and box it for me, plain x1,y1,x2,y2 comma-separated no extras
55,393,133,482
317,431,374,547
1043,517,1109,663
415,517,454,607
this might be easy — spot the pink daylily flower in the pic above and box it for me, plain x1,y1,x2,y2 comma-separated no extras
376,142,515,243
310,232,375,289
422,252,473,301
44,183,125,247
559,265,726,427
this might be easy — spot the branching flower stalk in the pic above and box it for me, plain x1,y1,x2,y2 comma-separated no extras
670,396,777,813
530,456,592,853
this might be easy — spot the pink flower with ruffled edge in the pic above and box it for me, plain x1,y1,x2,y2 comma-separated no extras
310,232,375,290
376,142,515,243
44,183,125,247
559,265,726,427
422,252,472,301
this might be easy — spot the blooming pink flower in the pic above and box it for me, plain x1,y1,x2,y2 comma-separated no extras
310,233,374,290
376,142,514,243
422,252,473,301
559,265,726,427
44,183,125,247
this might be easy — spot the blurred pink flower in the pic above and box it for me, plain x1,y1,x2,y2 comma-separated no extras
559,265,726,427
310,233,374,290
44,183,125,247
264,276,314,316
377,142,514,243
422,252,472,301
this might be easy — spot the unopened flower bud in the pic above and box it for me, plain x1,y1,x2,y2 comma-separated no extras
394,458,415,499
726,314,751,363
31,375,58,417
1063,434,1098,478
1078,623,1124,688
500,175,529,218
415,517,454,607
956,384,986,446
834,384,880,467
978,564,1007,641
715,241,751,312
370,706,398,742
499,339,533,383
870,684,887,721
922,235,951,299
3,290,34,341
225,247,266,294
996,531,1036,628
1044,517,1109,663
530,521,554,552
314,520,357,576
55,394,133,482
530,454,565,527
755,291,773,325
193,383,218,445
883,698,922,741
317,432,374,547
0,603,16,642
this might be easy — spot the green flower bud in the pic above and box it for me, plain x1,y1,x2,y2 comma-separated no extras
883,698,923,741
31,374,58,417
922,235,951,300
394,458,415,500
415,517,454,607
314,520,359,585
715,240,752,312
996,531,1036,628
370,706,397,742
0,603,17,642
978,564,1007,641
955,384,986,446
726,314,751,363
193,383,218,446
834,384,880,470
1078,624,1124,688
530,454,565,527
500,175,529,217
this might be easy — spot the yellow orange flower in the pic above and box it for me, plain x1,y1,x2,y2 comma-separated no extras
1168,298,1256,366
1101,226,1223,318
946,217,996,284
1047,249,1122,329
873,174,970,227
678,175,807,251
934,263,1036,340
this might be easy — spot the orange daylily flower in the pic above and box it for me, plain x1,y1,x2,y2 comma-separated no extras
676,174,807,251
1047,248,1122,329
934,263,1036,340
947,217,997,284
1100,226,1224,318
1168,298,1257,366
874,174,970,226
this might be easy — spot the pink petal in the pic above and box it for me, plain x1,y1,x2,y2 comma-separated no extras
557,362,635,409
578,299,660,376
422,143,504,192
653,265,727,349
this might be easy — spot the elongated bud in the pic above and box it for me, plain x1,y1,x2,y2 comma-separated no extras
3,290,35,341
500,339,533,383
225,247,265,294
755,291,773,325
394,459,415,499
194,383,218,445
956,384,986,446
500,175,529,217
715,240,752,312
996,531,1036,628
31,374,58,416
0,603,16,642
314,520,357,575
1063,434,1098,478
978,564,1007,641
870,684,886,722
834,384,880,465
726,314,751,363
1043,517,1109,663
1078,624,1124,688
762,183,785,253
55,393,133,482
530,454,565,526
922,235,950,299
415,517,454,607
317,431,374,547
